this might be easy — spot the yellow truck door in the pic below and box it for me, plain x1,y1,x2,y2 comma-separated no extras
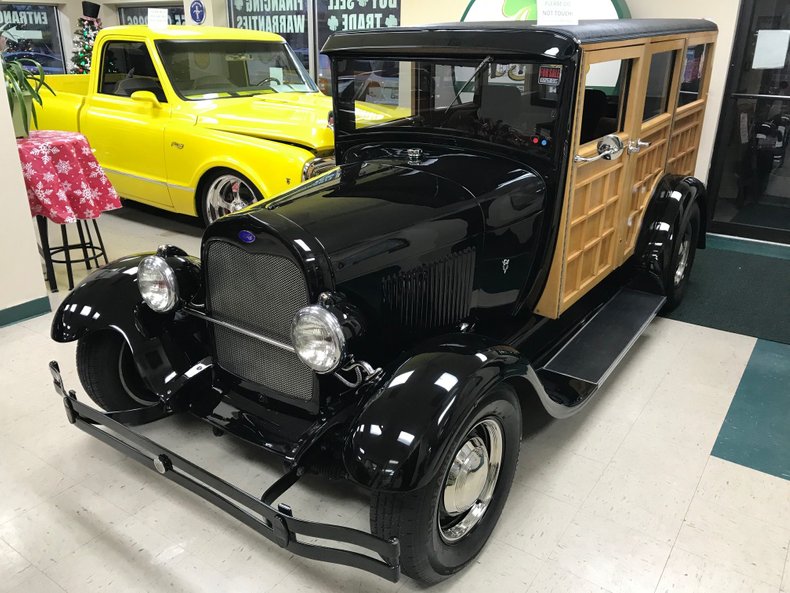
81,37,173,207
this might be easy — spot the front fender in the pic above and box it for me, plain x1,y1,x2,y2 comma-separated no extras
51,249,205,396
343,333,531,493
165,124,315,214
637,174,707,288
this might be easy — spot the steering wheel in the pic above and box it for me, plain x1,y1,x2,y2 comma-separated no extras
255,76,281,87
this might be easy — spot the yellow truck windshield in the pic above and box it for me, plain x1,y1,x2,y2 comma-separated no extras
157,40,317,100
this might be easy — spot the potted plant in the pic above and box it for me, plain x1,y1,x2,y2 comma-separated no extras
1,24,55,137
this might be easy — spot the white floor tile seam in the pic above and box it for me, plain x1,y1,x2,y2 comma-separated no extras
650,455,713,593
780,537,790,593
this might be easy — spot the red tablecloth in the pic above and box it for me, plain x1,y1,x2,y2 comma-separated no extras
17,130,121,224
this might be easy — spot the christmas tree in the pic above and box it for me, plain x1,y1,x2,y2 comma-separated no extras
70,2,102,74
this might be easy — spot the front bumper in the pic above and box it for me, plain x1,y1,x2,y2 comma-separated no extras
48,361,400,582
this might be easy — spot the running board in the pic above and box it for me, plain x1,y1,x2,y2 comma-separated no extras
537,288,666,407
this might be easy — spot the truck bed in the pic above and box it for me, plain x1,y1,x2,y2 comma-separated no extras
36,74,90,133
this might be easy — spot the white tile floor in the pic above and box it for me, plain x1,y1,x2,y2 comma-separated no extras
1,207,789,592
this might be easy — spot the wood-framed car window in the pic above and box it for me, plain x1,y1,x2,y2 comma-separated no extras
642,49,677,121
578,58,633,145
678,43,710,107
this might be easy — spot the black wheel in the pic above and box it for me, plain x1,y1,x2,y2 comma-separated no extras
663,201,700,311
199,169,262,226
370,384,521,583
76,331,158,411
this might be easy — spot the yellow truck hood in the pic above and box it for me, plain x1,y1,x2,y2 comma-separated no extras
192,92,407,152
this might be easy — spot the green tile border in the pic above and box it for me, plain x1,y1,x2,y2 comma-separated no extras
712,339,790,481
0,296,51,328
707,234,790,261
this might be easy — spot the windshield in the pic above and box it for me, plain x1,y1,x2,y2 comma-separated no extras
157,40,317,100
334,58,563,151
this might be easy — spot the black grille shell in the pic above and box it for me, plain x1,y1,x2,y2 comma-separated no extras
205,240,316,402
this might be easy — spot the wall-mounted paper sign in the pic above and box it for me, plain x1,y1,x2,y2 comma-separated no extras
752,29,790,70
537,0,578,26
147,7,169,29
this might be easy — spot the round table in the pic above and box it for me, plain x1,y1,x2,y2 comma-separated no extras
17,130,122,291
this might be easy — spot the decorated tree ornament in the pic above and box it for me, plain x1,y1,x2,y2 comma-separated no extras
69,2,102,74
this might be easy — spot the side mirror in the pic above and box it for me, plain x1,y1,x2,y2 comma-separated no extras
130,90,162,109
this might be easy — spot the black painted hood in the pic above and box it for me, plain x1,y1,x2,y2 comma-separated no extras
248,150,538,283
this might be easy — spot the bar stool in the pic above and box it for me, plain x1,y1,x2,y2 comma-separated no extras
36,216,109,292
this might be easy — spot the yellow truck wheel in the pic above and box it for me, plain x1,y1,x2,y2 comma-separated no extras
199,169,263,226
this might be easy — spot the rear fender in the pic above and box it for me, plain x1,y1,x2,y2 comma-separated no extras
50,248,205,396
636,175,707,290
343,333,536,493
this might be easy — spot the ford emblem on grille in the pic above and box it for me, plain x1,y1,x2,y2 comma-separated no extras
238,230,256,244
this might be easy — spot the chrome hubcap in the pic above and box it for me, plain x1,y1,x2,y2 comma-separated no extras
438,418,503,543
674,231,692,286
205,174,257,223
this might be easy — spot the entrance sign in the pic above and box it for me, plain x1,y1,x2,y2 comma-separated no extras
0,4,65,73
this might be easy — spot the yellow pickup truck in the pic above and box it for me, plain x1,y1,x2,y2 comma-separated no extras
36,26,343,223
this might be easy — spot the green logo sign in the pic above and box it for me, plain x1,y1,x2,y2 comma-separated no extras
462,0,630,22
502,0,536,20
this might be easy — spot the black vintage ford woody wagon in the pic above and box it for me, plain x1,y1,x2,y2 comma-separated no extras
49,18,718,583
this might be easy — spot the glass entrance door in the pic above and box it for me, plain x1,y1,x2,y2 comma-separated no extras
709,0,790,243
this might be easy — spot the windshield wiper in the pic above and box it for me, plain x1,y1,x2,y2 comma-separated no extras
443,56,492,115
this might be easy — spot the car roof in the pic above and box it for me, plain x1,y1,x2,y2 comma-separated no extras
322,18,716,56
98,25,285,43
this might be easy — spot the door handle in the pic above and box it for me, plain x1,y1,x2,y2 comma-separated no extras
628,139,651,154
574,134,625,163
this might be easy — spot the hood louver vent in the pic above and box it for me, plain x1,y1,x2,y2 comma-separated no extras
382,248,475,330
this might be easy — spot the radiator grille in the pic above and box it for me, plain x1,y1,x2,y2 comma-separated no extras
205,241,316,402
382,248,475,330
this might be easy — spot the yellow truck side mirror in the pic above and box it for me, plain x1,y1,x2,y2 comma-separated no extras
130,90,162,109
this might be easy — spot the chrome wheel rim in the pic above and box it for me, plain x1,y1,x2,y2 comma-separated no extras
205,174,257,223
118,343,157,406
438,418,504,543
674,230,692,286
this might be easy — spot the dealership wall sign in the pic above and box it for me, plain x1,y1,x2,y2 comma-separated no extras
461,0,630,21
316,0,400,48
229,0,309,67
118,6,186,26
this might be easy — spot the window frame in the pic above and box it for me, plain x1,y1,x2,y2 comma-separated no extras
97,38,165,101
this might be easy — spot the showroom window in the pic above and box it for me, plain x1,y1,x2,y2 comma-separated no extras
118,6,186,26
643,50,677,121
99,41,166,101
228,0,310,69
0,4,65,74
227,0,401,89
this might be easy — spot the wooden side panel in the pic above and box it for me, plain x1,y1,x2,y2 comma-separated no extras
561,158,625,310
622,116,672,256
667,102,705,176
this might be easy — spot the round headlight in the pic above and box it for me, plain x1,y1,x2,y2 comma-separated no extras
138,255,178,312
291,305,346,373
